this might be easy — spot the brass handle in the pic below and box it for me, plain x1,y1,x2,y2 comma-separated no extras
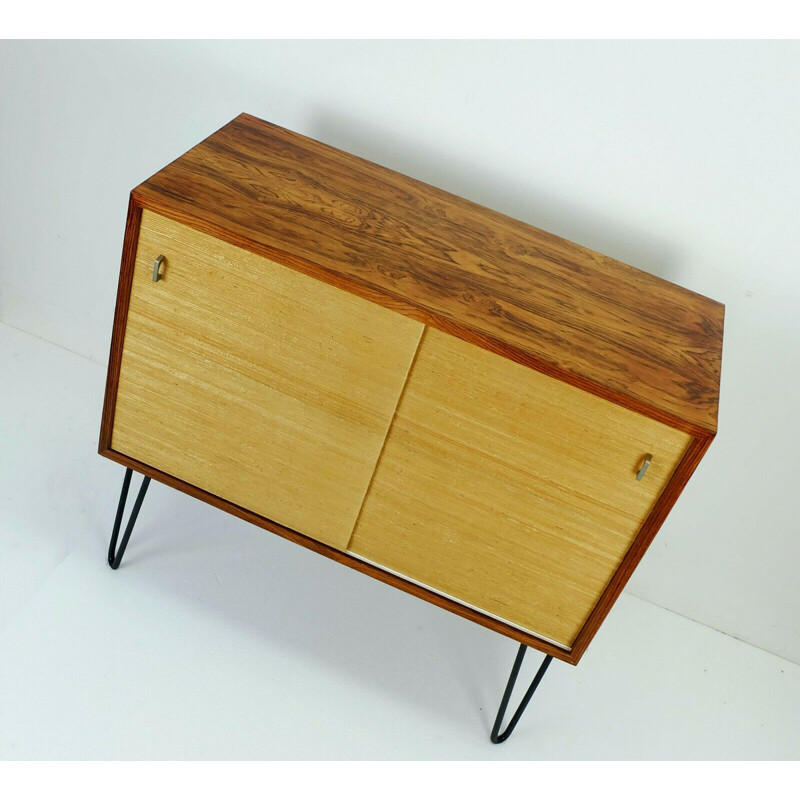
153,254,166,282
636,453,652,481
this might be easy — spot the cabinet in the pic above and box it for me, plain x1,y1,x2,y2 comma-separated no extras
100,114,723,667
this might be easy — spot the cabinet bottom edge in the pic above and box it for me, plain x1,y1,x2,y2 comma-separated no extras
346,550,572,652
98,446,579,663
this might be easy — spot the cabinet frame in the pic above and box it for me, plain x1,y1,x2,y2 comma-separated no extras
100,193,715,665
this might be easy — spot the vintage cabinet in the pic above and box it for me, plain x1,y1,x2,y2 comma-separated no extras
100,114,723,714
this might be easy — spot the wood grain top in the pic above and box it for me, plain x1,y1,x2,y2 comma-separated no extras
134,113,724,436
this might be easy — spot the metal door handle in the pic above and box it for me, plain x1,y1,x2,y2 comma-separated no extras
153,255,166,282
636,453,652,481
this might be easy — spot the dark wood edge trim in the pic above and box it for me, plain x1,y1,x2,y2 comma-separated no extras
98,195,142,453
130,192,715,439
568,432,715,662
98,446,578,664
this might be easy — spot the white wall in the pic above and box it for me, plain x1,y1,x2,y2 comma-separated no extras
2,40,798,664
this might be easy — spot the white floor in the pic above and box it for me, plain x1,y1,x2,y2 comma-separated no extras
1,320,798,760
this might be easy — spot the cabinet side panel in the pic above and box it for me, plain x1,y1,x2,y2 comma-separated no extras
109,210,423,549
99,195,142,452
349,328,692,647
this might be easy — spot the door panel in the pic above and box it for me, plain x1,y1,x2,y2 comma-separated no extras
348,328,691,646
111,210,424,549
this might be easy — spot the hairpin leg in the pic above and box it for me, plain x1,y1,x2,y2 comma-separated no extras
108,467,151,569
490,644,553,743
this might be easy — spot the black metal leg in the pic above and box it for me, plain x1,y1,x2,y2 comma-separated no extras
108,467,151,569
490,644,553,743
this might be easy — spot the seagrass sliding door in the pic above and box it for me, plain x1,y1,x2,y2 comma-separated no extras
100,113,723,665
348,327,692,649
110,208,424,550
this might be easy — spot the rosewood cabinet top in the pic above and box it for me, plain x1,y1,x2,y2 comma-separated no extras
134,113,724,436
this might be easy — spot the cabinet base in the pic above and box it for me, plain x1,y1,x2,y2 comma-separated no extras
105,467,554,742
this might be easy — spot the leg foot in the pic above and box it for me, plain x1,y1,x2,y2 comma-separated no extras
490,644,553,743
108,467,150,569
